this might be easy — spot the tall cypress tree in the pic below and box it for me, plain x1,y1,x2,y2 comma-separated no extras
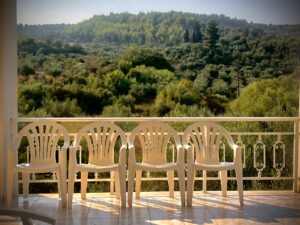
184,29,190,42
192,21,202,43
204,20,221,64
204,19,219,49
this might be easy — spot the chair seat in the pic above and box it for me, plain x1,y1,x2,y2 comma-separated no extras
194,162,235,171
15,163,59,173
136,162,177,171
76,163,119,172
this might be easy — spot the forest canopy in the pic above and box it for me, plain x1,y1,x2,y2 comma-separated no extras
17,12,299,118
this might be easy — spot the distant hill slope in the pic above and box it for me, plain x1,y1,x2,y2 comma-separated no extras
18,11,300,45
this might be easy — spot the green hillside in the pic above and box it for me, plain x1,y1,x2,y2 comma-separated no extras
18,12,300,45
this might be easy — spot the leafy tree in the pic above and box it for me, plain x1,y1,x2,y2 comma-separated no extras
228,76,298,117
129,83,156,103
43,59,64,77
102,104,132,117
169,104,212,117
43,98,82,117
194,64,219,94
152,79,201,116
103,70,131,96
120,47,174,72
18,81,46,114
19,64,35,76
127,65,176,84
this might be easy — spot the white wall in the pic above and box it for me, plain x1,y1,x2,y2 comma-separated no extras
0,0,17,204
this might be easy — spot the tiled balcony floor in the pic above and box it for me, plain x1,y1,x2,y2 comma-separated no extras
1,191,300,225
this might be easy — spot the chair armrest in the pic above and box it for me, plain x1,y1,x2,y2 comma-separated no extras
119,145,127,166
128,144,135,151
183,144,193,151
69,145,79,152
232,144,240,151
120,144,127,151
66,144,80,166
176,144,183,150
60,144,69,152
176,144,184,155
231,144,242,164
176,144,184,164
127,144,136,166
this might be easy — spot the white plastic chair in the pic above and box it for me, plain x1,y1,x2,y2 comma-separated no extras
68,122,127,208
183,122,244,206
128,121,185,207
7,121,70,208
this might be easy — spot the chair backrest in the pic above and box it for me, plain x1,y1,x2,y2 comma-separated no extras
129,121,181,165
74,122,127,165
15,121,70,166
182,122,233,164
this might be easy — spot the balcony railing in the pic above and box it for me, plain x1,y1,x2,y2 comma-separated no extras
12,117,300,193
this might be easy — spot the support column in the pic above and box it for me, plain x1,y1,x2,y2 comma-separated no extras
298,76,300,192
0,0,18,204
294,122,299,192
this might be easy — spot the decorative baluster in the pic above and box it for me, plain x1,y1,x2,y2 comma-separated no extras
218,143,226,162
273,135,286,177
53,145,61,181
146,171,150,179
236,135,246,168
253,135,266,178
31,138,36,181
79,145,82,164
172,143,175,163
26,146,30,163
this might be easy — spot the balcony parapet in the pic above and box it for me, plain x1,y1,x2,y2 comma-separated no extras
11,117,300,193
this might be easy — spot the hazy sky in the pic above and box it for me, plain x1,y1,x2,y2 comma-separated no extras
17,0,300,25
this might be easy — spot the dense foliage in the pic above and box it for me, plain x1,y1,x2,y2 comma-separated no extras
18,11,300,116
18,12,300,44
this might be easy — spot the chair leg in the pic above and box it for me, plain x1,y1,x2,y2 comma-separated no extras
22,172,30,199
235,166,244,206
119,167,126,208
57,171,62,200
128,166,135,207
187,168,195,206
203,170,207,193
54,172,61,198
167,171,174,198
56,168,66,208
61,165,67,204
135,170,142,199
220,170,227,197
114,171,120,199
110,171,115,195
68,167,76,209
178,168,185,207
81,172,88,200
6,170,15,207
